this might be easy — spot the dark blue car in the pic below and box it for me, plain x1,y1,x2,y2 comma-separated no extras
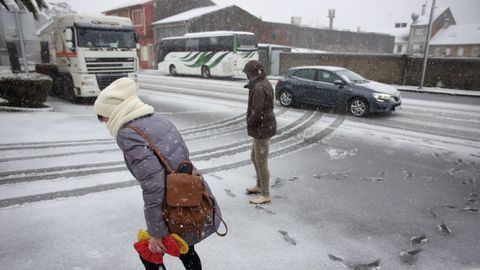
275,66,402,117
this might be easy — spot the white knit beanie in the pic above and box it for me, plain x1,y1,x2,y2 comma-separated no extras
94,77,137,118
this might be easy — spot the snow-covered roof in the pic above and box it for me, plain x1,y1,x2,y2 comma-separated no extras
412,6,448,26
430,24,480,45
103,0,151,13
368,27,410,43
162,30,254,40
35,20,53,36
152,5,229,25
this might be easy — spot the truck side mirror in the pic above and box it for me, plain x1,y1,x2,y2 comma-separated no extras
65,28,73,42
66,41,74,50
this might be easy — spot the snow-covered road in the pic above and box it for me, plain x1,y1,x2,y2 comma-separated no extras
0,75,478,270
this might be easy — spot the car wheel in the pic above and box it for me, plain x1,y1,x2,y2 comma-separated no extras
169,65,177,76
201,66,211,78
279,90,294,107
348,97,369,117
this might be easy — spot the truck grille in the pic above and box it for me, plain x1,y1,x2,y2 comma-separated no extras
96,73,127,90
86,57,135,73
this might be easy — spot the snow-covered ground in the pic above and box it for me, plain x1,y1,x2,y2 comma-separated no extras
0,76,479,270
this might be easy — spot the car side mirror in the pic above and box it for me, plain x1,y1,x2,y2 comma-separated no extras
334,80,344,87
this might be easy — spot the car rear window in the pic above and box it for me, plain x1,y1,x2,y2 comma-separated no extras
293,69,316,81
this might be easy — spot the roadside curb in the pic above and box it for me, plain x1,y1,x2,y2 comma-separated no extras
396,87,480,98
0,104,54,112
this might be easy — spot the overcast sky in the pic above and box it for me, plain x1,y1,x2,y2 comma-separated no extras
50,0,480,31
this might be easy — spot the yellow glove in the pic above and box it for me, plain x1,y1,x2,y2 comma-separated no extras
171,233,189,254
137,229,150,242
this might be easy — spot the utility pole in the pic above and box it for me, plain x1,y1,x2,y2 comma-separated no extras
419,0,436,89
13,9,29,74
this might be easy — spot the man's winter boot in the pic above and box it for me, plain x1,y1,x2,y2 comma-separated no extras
249,195,271,204
246,185,261,194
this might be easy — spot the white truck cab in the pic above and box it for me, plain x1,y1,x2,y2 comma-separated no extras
37,14,138,101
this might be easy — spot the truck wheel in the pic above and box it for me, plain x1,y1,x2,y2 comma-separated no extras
52,76,62,96
61,74,76,102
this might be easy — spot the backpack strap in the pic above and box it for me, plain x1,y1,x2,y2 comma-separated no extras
127,124,175,174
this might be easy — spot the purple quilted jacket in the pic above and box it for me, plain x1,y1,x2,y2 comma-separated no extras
116,114,222,245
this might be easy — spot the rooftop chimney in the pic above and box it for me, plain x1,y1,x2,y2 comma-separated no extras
327,9,335,30
291,16,302,26
421,3,427,16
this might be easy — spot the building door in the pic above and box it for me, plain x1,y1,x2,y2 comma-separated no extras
270,50,281,76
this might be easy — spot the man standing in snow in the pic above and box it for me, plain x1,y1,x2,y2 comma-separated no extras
243,60,277,204
94,77,221,270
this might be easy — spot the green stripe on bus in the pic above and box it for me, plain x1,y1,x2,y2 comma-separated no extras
180,52,193,60
183,52,202,62
208,52,230,68
186,51,215,68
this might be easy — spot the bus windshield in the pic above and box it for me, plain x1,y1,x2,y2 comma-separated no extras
237,34,257,51
77,28,136,49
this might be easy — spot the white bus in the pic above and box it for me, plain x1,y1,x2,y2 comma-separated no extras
156,31,258,78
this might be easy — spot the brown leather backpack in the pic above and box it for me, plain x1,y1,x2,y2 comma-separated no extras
128,125,227,237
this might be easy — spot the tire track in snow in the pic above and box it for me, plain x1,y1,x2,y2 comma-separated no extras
0,110,314,184
0,114,344,208
0,108,288,162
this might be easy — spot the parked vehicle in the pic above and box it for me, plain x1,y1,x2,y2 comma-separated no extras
275,66,402,117
37,15,139,102
156,31,258,78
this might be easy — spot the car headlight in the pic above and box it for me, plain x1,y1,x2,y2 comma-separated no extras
373,93,391,102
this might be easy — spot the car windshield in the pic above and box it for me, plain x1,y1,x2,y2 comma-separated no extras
335,69,369,84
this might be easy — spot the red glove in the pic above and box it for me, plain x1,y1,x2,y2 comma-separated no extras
163,235,181,257
133,235,180,264
134,240,164,264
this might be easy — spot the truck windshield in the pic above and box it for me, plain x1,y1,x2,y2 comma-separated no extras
76,28,136,49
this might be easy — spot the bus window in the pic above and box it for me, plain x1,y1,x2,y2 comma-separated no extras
186,38,199,51
172,39,185,52
218,36,233,51
199,37,211,51
237,34,257,50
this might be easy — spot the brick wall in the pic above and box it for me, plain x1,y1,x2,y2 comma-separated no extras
279,53,480,90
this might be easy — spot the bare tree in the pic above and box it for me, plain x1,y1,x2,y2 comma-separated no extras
0,0,48,19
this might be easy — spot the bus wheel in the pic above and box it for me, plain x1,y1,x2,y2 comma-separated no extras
201,66,211,78
169,65,177,76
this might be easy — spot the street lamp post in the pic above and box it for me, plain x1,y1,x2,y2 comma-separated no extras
419,0,436,89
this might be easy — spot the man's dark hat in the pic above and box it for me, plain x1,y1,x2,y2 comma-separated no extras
242,60,264,73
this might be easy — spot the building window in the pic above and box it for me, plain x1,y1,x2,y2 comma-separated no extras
444,48,451,56
434,47,441,56
272,30,276,41
472,47,480,57
396,45,403,53
457,47,464,57
414,28,426,36
132,9,143,26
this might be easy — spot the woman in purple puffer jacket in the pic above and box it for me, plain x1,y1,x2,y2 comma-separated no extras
94,77,221,270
